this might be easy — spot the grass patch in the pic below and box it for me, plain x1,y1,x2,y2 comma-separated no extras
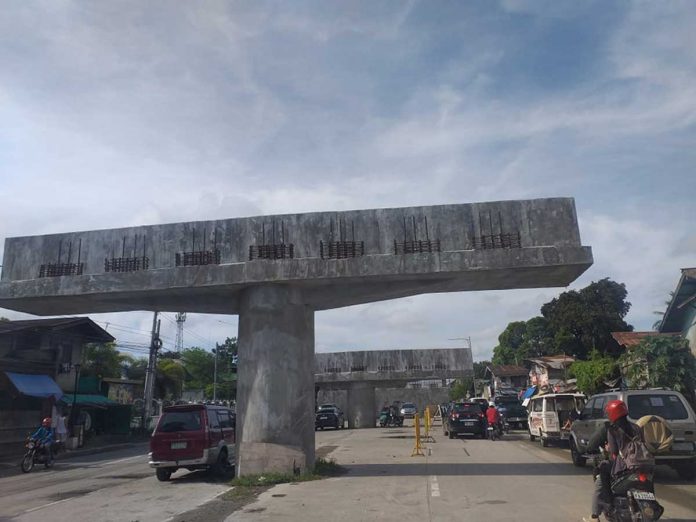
230,457,346,488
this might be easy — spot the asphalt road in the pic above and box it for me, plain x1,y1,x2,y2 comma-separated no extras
0,445,229,522
229,425,696,522
1,426,694,522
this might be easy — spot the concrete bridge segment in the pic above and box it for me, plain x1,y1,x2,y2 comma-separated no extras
0,198,593,476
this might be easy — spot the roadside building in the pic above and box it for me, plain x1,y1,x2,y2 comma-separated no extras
527,354,575,392
485,365,528,395
611,331,685,388
658,267,696,356
0,317,115,455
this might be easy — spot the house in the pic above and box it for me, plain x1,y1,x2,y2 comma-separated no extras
527,355,575,391
0,317,114,455
611,331,684,388
485,365,528,394
659,268,696,356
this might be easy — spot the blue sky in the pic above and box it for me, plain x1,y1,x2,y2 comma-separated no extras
1,1,694,360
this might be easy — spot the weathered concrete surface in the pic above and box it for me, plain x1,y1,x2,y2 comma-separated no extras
316,347,471,428
0,198,592,315
236,285,315,477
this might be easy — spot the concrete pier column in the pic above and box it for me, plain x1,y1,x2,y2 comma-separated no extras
347,382,376,428
236,285,315,477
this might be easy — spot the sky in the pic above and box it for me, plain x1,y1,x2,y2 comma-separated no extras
1,1,695,361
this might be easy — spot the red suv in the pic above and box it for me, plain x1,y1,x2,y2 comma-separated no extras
149,404,236,481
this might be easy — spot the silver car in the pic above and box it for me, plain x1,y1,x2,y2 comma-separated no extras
569,389,696,480
400,402,417,418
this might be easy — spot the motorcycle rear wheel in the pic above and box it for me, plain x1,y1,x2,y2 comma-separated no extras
20,453,34,473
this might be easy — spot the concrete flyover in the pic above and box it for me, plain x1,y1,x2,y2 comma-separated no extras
315,347,473,428
0,198,593,476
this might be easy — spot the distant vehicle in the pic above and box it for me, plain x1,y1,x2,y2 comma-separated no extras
149,404,235,481
527,393,586,447
378,406,404,427
443,402,486,439
494,396,528,430
570,389,696,480
316,405,345,430
469,397,489,413
400,403,417,418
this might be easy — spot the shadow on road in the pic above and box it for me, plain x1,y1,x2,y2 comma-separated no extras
344,462,587,477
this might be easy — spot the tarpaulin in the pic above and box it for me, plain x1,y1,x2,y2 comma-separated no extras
5,371,64,400
522,386,537,400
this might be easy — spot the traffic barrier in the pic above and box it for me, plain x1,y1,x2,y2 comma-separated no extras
423,407,435,443
411,413,425,456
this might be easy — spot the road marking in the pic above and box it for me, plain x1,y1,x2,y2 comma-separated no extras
430,475,440,497
23,497,73,514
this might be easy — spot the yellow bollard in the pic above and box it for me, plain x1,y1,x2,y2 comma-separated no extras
411,413,425,456
423,407,435,443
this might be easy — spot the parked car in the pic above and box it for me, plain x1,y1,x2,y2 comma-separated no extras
569,389,696,479
494,396,528,430
400,402,417,418
443,402,486,439
315,405,345,430
149,404,235,481
527,393,586,447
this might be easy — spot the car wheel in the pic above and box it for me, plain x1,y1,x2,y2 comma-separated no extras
213,449,232,476
156,468,172,482
675,463,696,481
448,430,454,439
540,432,549,447
570,440,586,467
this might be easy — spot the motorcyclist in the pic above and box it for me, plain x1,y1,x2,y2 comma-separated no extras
486,402,500,437
30,417,55,459
586,400,643,519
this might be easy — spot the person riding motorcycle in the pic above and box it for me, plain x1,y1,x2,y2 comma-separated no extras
30,417,55,459
486,402,501,437
586,400,643,520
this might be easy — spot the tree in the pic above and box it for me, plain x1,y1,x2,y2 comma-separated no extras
620,336,696,405
180,347,215,390
492,321,527,365
541,278,632,360
449,378,474,401
570,350,618,395
473,361,491,380
156,359,185,399
82,342,128,379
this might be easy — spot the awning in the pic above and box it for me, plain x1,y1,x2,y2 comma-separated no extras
522,386,537,400
5,372,64,400
60,394,117,407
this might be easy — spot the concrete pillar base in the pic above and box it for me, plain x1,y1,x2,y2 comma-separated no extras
347,382,376,429
236,285,315,477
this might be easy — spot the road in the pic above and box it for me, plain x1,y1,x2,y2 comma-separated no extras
0,426,694,522
0,445,229,522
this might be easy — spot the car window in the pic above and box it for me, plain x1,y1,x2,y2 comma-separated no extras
453,404,480,413
159,411,202,432
218,410,232,428
627,394,689,420
532,399,543,412
582,399,594,418
592,397,606,419
555,397,576,411
544,398,555,412
208,409,220,429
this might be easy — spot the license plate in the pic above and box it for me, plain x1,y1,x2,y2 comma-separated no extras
319,416,328,420
170,441,187,449
464,421,475,426
632,491,655,501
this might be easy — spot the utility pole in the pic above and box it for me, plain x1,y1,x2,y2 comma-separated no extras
213,343,218,401
143,311,161,428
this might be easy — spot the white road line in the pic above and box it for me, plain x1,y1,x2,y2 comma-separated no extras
23,497,73,514
430,475,440,498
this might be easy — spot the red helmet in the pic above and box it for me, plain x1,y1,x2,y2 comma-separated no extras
42,417,52,427
605,400,628,423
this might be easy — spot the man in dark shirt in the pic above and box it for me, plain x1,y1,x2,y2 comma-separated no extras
586,400,642,519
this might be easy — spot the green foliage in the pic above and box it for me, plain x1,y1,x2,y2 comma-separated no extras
231,458,345,487
180,347,215,390
449,378,474,401
82,342,129,379
620,336,696,403
491,317,556,365
0,316,9,322
473,361,491,380
492,321,527,365
156,359,186,399
541,278,632,360
570,350,618,395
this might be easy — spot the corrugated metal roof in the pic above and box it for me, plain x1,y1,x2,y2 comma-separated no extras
0,317,114,343
660,268,696,333
489,365,528,377
611,331,681,348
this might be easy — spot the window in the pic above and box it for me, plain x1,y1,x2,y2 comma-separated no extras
582,399,594,419
627,394,688,420
555,397,577,412
208,409,220,429
159,411,202,432
532,399,543,412
544,398,555,412
453,404,480,414
217,411,232,429
592,397,606,419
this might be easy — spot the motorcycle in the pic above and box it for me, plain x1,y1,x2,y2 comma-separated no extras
591,455,664,521
379,409,404,427
21,438,54,473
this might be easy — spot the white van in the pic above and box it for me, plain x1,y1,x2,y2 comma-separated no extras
527,393,586,447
